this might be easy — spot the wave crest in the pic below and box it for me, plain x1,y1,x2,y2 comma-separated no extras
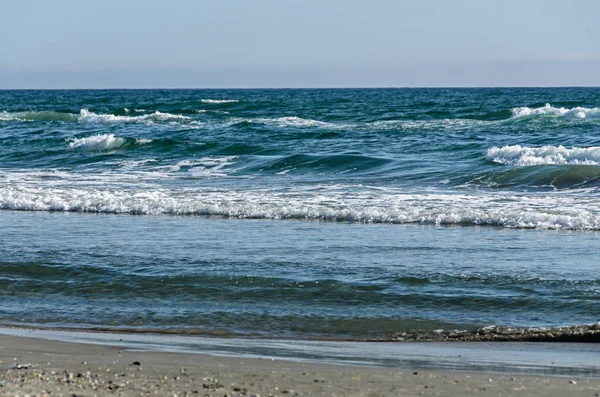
78,109,189,123
68,134,126,150
0,109,189,124
226,116,337,129
2,183,600,230
512,104,600,119
263,116,329,128
487,145,600,166
0,111,79,122
201,99,239,104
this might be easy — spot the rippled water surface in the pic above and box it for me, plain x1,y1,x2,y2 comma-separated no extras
1,88,599,339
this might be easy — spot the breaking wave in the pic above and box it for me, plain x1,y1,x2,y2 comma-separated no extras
200,99,239,104
1,184,600,230
78,109,189,123
68,134,153,151
0,109,190,124
68,134,125,150
226,116,341,129
487,145,600,166
511,104,600,119
258,116,330,128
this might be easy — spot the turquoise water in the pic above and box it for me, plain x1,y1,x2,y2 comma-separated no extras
1,88,600,339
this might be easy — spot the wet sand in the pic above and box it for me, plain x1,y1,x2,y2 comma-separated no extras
1,334,600,397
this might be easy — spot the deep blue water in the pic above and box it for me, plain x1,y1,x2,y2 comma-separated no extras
1,88,599,339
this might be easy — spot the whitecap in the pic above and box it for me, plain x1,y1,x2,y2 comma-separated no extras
0,109,189,123
200,99,239,104
369,119,480,131
214,116,334,129
511,104,600,119
163,157,238,177
0,111,15,121
196,109,230,114
262,116,329,128
68,134,126,150
118,159,159,170
232,116,344,129
1,181,600,230
77,109,189,124
487,145,600,166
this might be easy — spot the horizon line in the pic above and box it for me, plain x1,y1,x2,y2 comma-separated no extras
1,85,599,91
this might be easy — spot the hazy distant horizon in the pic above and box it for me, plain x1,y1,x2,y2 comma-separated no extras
2,0,598,89
2,84,600,90
2,58,600,90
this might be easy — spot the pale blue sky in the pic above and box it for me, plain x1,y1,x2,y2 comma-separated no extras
1,0,599,88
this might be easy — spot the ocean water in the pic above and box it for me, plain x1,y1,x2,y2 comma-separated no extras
1,88,600,340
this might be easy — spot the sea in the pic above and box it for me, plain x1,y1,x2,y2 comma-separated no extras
1,88,599,342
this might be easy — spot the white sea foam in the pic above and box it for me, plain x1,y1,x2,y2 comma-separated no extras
511,104,600,119
118,159,158,170
1,180,599,230
0,109,189,123
161,157,238,177
68,134,126,150
369,119,480,131
227,116,343,129
487,145,600,166
197,110,230,115
78,109,189,123
201,99,239,104
0,157,237,189
0,111,14,121
67,135,154,151
262,116,329,128
276,169,294,175
214,116,335,129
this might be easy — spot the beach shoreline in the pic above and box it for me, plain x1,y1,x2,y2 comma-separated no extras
3,321,600,342
2,331,600,396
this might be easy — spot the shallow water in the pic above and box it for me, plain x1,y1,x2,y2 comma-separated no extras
2,328,600,377
1,211,599,339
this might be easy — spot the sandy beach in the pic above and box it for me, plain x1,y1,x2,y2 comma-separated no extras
1,334,599,397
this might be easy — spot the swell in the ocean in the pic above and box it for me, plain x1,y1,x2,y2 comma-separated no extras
0,109,189,124
3,88,600,343
2,103,600,128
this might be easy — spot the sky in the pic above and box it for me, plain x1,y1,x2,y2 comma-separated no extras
1,0,599,88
